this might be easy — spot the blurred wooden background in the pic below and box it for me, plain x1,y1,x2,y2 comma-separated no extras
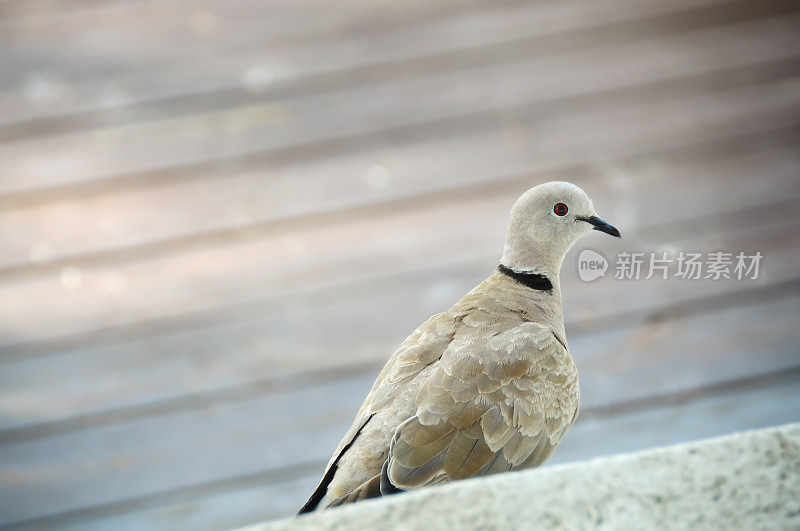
1,0,799,528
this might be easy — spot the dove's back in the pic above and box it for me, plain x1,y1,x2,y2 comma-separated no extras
299,271,579,512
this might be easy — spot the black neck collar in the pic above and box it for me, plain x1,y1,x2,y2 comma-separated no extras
497,264,553,292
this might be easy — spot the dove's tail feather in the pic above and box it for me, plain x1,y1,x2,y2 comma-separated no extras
326,474,382,507
327,460,404,508
297,415,375,515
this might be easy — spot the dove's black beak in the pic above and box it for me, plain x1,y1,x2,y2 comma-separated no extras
578,215,621,237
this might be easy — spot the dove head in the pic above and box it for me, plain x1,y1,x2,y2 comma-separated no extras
501,181,620,277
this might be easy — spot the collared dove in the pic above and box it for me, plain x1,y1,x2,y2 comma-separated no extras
299,181,620,513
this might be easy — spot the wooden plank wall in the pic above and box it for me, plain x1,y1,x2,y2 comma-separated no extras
1,0,799,528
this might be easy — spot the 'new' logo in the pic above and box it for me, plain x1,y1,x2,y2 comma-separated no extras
577,249,608,282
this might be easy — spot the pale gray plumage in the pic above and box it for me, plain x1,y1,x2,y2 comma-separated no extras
299,181,620,513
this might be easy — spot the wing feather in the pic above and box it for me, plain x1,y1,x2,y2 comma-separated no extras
384,322,578,491
443,423,495,479
310,298,578,512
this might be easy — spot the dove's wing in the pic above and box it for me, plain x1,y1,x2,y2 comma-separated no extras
299,311,461,513
385,321,578,490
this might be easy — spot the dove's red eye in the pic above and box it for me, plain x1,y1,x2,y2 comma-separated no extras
553,203,569,216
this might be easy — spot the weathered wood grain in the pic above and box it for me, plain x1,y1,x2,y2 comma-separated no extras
1,117,798,353
4,12,798,199
1,17,798,268
0,150,798,434
0,0,756,129
0,203,796,423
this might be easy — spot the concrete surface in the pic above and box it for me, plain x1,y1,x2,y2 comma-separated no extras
254,422,800,530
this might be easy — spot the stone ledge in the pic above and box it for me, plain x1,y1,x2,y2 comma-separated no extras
253,423,800,530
